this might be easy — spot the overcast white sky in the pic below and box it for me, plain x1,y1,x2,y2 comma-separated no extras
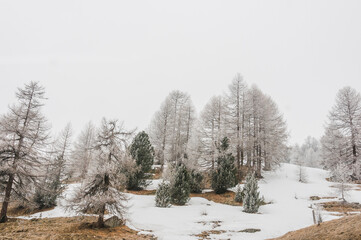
1,0,361,145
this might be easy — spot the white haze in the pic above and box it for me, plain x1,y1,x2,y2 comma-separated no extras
1,0,361,144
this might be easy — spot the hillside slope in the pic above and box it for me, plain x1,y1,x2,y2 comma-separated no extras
271,213,361,240
16,163,361,240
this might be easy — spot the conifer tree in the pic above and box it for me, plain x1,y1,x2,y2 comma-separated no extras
128,131,154,190
0,82,49,223
189,169,203,193
243,172,261,213
69,119,132,227
234,185,244,203
155,181,171,208
170,164,190,205
211,137,237,194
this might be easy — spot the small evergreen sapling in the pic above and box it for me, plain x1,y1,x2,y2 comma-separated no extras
211,137,237,194
189,169,203,193
170,164,191,205
234,185,244,203
155,181,171,207
243,172,261,213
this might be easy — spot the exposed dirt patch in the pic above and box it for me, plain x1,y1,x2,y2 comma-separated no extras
126,189,156,195
197,220,222,229
320,201,361,213
239,228,261,233
309,196,337,201
150,168,162,180
0,216,156,240
270,214,361,240
191,191,242,206
194,230,226,240
126,188,244,206
3,202,55,217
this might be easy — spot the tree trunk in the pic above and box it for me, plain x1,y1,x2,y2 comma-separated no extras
256,145,262,178
96,205,106,228
0,174,15,223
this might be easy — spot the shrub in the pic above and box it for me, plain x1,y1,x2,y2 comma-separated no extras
189,169,203,193
234,185,244,203
243,172,262,213
211,138,237,194
170,164,190,205
155,181,171,207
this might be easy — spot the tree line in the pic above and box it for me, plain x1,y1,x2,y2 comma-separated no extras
0,82,155,225
149,73,289,178
0,75,291,225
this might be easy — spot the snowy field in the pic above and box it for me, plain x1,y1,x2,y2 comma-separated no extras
19,163,361,240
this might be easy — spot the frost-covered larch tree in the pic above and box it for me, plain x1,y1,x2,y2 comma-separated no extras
149,98,172,170
34,123,72,209
225,74,248,174
333,162,351,201
0,81,49,223
71,122,96,179
149,90,195,167
198,95,226,170
69,119,133,227
321,87,361,180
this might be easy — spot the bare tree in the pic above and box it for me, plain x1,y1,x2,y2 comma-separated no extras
198,96,226,169
33,123,73,209
259,94,288,172
71,122,96,179
333,162,351,201
69,118,133,227
0,81,49,223
291,137,321,168
53,123,73,180
149,99,172,170
225,74,247,174
321,87,361,180
149,90,195,167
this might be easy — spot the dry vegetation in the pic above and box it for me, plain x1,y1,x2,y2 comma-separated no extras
190,191,242,206
126,189,156,195
149,167,162,180
271,214,361,240
0,217,156,240
194,230,226,240
309,196,336,201
320,201,361,213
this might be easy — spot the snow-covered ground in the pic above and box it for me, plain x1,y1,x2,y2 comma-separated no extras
19,163,361,240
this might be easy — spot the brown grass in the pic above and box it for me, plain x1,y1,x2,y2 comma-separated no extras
126,188,243,207
0,216,156,240
190,191,242,206
309,196,337,201
126,189,156,195
8,206,55,217
1,202,55,218
320,201,361,213
270,214,361,240
194,230,226,240
150,168,162,180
